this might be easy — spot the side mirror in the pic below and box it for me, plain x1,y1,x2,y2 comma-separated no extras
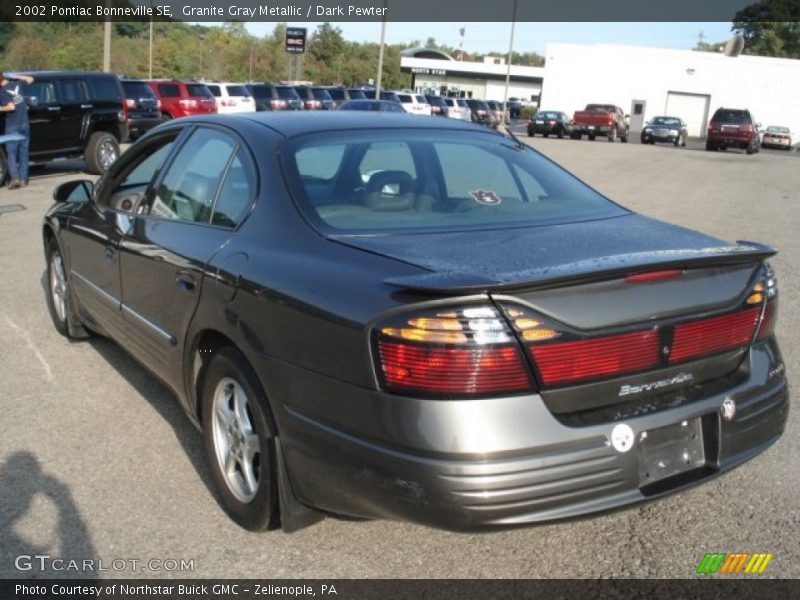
53,179,94,204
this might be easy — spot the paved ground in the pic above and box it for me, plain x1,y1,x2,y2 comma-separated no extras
0,136,797,579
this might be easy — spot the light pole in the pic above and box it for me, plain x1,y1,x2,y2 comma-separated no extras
501,0,518,128
375,0,387,95
102,0,112,73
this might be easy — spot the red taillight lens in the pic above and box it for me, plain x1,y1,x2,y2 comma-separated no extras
156,99,162,109
125,98,136,108
375,305,530,398
530,330,660,386
758,300,777,339
379,342,530,396
669,308,760,364
179,99,198,108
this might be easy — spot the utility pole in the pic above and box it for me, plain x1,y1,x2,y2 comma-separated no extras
375,0,387,95
148,19,154,78
102,9,112,72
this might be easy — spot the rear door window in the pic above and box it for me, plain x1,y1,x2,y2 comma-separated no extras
22,80,57,105
88,76,122,102
212,150,256,228
151,128,237,224
157,84,181,98
57,79,89,104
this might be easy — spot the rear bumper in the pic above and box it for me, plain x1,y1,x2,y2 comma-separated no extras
575,124,613,135
254,338,788,531
128,116,162,138
708,135,753,147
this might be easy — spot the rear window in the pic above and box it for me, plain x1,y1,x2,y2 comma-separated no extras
284,130,626,233
457,99,468,108
88,76,122,102
186,84,213,98
537,112,560,120
415,95,427,103
276,86,300,100
348,89,367,99
712,109,750,124
157,84,181,98
312,88,333,101
226,85,249,97
328,89,345,100
397,94,412,103
206,85,221,96
123,81,156,98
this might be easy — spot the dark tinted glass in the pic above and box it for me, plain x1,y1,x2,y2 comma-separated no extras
212,150,255,228
88,76,122,102
206,85,221,96
157,84,181,98
276,86,300,99
328,88,345,100
347,89,367,99
57,79,89,103
312,88,333,101
186,84,213,98
712,109,750,124
226,85,248,96
22,80,56,104
123,82,156,98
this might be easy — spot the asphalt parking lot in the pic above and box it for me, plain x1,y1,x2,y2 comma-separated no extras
0,132,797,579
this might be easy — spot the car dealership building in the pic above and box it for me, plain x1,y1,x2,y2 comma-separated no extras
400,43,800,138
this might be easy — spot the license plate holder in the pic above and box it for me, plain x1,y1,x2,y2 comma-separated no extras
638,418,705,486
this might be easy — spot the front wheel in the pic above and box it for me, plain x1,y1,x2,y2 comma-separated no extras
45,239,75,337
84,132,120,175
202,347,279,531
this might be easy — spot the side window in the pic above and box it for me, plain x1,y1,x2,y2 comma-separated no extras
57,79,89,104
22,80,56,105
150,128,236,223
295,143,346,180
121,141,176,189
212,150,256,228
158,84,180,98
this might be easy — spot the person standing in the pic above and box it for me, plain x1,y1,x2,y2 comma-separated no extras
0,72,35,189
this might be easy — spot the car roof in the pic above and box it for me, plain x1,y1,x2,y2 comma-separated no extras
177,111,500,138
22,70,117,79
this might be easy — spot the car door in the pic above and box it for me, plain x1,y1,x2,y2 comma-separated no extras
22,78,61,155
118,125,244,390
55,78,90,151
64,129,183,340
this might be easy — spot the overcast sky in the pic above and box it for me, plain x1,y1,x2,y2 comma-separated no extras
244,22,736,55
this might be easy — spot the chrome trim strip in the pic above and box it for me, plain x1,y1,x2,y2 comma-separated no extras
70,270,120,307
121,303,176,345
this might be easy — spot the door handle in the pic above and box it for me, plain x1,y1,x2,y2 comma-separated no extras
47,107,61,111
81,104,93,109
175,271,196,291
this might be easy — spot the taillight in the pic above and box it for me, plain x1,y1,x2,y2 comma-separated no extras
756,264,778,339
374,305,531,398
125,98,136,108
669,308,760,363
179,99,198,108
156,99,162,109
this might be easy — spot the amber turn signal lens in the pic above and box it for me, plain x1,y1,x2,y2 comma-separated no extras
407,318,463,331
380,327,468,344
521,328,560,342
746,292,764,305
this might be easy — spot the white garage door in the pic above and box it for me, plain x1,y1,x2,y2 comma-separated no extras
665,92,711,138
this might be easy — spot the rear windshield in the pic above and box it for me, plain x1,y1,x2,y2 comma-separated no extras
122,81,156,98
415,95,427,103
312,88,333,101
651,117,681,126
226,85,249,97
277,86,300,99
537,112,561,120
348,89,367,99
457,99,468,108
88,76,122,102
186,84,213,98
397,94,412,103
766,126,789,134
712,109,750,124
206,85,221,96
283,129,626,233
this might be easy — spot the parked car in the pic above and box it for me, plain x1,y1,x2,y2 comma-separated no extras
486,100,507,124
396,92,431,116
706,108,760,154
571,104,629,142
246,84,303,111
337,99,406,112
528,110,573,138
205,82,255,114
424,95,448,117
2,71,128,179
308,87,334,111
294,85,325,111
326,87,367,108
761,126,792,150
43,113,787,533
120,78,162,141
641,116,688,147
363,89,403,104
148,80,216,120
506,97,523,119
465,99,496,127
442,97,472,121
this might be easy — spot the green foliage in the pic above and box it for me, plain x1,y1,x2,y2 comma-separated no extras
520,106,537,120
733,0,800,58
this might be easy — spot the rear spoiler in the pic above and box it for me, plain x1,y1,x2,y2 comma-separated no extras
384,241,776,295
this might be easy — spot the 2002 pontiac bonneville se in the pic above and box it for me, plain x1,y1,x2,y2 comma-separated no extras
43,113,788,532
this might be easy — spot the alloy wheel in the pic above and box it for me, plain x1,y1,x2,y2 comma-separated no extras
50,251,67,323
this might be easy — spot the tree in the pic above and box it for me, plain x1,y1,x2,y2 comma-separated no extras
732,0,800,58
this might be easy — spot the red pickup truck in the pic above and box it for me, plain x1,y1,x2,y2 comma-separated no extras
571,104,629,142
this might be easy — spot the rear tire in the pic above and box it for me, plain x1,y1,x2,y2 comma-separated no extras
45,238,75,338
557,128,564,139
570,133,581,140
84,131,119,175
588,134,596,141
705,141,716,151
608,128,617,142
543,133,549,138
201,347,279,532
621,129,628,143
